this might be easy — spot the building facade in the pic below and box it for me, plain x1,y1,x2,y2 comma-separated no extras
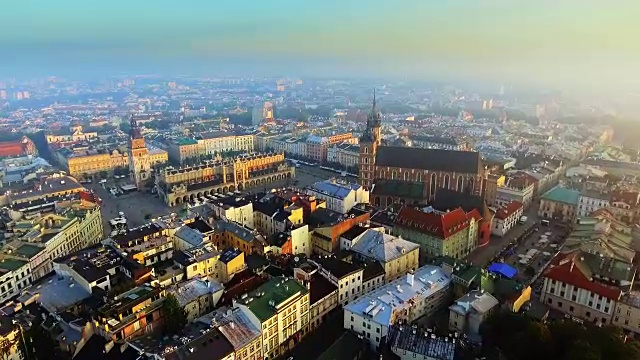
394,206,481,261
156,152,295,206
538,186,580,222
235,277,310,359
492,201,524,237
343,266,452,349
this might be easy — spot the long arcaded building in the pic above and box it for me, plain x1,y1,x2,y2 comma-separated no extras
156,152,295,206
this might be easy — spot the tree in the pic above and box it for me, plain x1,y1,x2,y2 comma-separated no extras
480,311,640,360
162,293,187,335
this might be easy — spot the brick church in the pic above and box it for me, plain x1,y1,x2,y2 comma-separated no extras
358,91,486,207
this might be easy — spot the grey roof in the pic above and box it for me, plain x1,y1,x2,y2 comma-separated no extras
10,175,84,201
449,290,499,316
375,146,482,174
351,229,419,263
387,325,455,360
214,220,254,243
308,180,354,200
175,225,206,247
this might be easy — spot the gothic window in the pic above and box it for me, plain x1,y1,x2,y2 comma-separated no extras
457,175,464,192
467,177,475,193
416,172,422,182
430,173,437,197
404,171,409,181
443,174,450,189
392,171,397,180
363,147,369,154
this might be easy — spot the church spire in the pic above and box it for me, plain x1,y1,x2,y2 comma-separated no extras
372,88,377,112
369,88,381,128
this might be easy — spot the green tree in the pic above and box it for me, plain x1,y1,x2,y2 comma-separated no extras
162,293,187,335
480,311,640,360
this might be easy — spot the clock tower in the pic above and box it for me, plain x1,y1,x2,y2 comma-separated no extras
358,90,382,188
128,116,151,189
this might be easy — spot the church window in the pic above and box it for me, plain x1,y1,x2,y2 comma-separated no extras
457,175,464,192
391,171,397,180
403,171,409,181
363,147,368,154
416,172,422,182
430,173,437,197
467,177,475,193
443,174,450,189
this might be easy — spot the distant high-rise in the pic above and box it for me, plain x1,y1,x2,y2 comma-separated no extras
251,101,274,125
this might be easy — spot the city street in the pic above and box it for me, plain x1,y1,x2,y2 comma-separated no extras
467,206,541,267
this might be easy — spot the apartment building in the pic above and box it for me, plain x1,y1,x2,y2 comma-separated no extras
293,262,339,331
168,278,224,321
348,228,419,283
95,284,165,342
109,223,173,267
540,251,634,325
343,265,452,349
578,190,610,218
195,306,263,360
311,257,364,306
449,290,499,340
394,206,481,261
0,258,32,304
8,174,85,205
326,143,359,170
5,200,103,281
235,277,310,359
492,201,524,237
306,179,369,214
197,132,255,156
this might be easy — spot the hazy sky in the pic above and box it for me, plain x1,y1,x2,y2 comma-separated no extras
2,0,639,88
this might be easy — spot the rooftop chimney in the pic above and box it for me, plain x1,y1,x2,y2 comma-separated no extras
407,272,414,286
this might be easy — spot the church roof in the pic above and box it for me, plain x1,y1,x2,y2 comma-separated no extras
375,146,482,174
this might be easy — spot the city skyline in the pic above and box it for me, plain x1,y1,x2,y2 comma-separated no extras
2,0,639,91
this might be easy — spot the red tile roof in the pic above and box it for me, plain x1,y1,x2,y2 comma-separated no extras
466,208,483,222
611,190,640,206
543,252,622,300
494,201,523,220
395,206,472,238
515,171,539,185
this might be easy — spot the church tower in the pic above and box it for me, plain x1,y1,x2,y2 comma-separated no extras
128,116,151,189
358,90,382,188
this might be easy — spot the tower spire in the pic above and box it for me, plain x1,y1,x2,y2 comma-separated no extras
372,88,376,111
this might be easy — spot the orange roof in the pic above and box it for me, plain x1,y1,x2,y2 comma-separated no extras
395,206,472,238
495,201,523,220
0,141,25,157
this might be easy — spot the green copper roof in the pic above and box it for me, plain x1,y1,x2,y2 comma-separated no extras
541,186,580,205
241,277,308,322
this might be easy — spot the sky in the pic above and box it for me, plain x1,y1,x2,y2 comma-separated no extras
1,0,639,89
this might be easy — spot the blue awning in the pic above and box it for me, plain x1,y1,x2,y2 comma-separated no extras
488,262,517,279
